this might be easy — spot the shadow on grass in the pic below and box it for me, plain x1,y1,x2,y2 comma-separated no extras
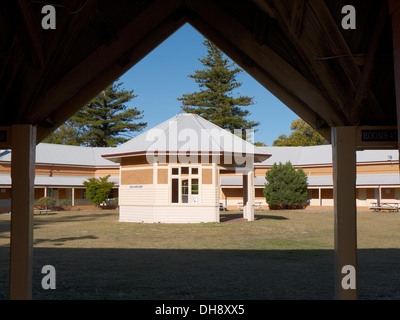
1,247,400,300
0,212,118,237
34,235,98,246
220,213,289,223
255,214,289,221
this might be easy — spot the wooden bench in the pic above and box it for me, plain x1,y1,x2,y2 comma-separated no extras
370,203,399,212
237,202,263,210
254,202,263,211
34,205,50,214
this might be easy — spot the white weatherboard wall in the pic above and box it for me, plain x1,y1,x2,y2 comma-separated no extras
118,164,219,223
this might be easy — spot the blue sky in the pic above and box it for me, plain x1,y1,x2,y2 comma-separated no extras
119,24,298,146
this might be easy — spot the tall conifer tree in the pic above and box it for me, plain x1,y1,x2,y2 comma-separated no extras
178,39,259,132
44,81,146,147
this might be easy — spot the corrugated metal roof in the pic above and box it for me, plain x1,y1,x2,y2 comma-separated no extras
256,146,399,166
101,113,271,163
0,133,397,169
0,143,118,167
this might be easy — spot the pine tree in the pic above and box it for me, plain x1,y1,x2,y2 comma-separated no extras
44,81,147,147
178,39,259,132
263,162,308,209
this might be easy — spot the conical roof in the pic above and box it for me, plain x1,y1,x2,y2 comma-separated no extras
102,113,270,163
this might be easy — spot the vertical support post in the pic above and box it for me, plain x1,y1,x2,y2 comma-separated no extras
389,1,400,150
213,163,219,222
72,187,75,207
247,169,254,221
242,173,248,219
9,125,36,300
242,170,254,221
332,126,358,300
319,188,322,207
378,185,382,206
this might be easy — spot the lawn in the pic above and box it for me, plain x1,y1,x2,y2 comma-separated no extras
0,209,400,299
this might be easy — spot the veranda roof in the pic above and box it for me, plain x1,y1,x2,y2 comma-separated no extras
220,173,400,188
0,174,119,187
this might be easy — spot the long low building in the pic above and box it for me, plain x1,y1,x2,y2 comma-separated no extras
221,145,400,210
0,131,399,215
0,143,119,212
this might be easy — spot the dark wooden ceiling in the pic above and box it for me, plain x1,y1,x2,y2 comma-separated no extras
0,0,396,142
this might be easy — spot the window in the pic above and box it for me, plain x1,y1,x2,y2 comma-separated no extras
82,189,87,199
172,179,179,203
182,179,189,203
191,178,199,204
170,166,200,204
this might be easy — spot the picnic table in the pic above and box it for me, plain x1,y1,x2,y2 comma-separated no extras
237,202,263,210
370,202,399,212
34,205,50,214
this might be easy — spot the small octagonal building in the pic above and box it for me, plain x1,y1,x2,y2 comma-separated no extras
102,113,270,223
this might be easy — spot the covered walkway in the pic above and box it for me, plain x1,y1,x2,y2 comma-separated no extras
0,0,399,299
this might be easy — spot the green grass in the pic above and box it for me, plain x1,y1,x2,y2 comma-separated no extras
1,209,400,299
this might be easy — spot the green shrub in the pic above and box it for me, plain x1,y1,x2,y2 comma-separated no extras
59,199,72,210
107,198,118,207
59,199,72,206
263,161,308,210
83,175,115,207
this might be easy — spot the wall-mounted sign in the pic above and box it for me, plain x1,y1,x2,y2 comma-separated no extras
361,129,397,142
356,126,398,150
129,185,143,189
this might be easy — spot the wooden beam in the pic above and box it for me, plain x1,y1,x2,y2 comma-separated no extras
38,0,99,62
260,0,381,124
36,7,187,141
252,8,270,46
15,1,97,123
89,8,117,44
186,0,343,127
389,0,400,149
28,0,184,126
252,0,276,19
9,125,36,300
17,0,45,69
290,0,306,38
350,3,389,124
188,16,331,140
0,37,26,117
